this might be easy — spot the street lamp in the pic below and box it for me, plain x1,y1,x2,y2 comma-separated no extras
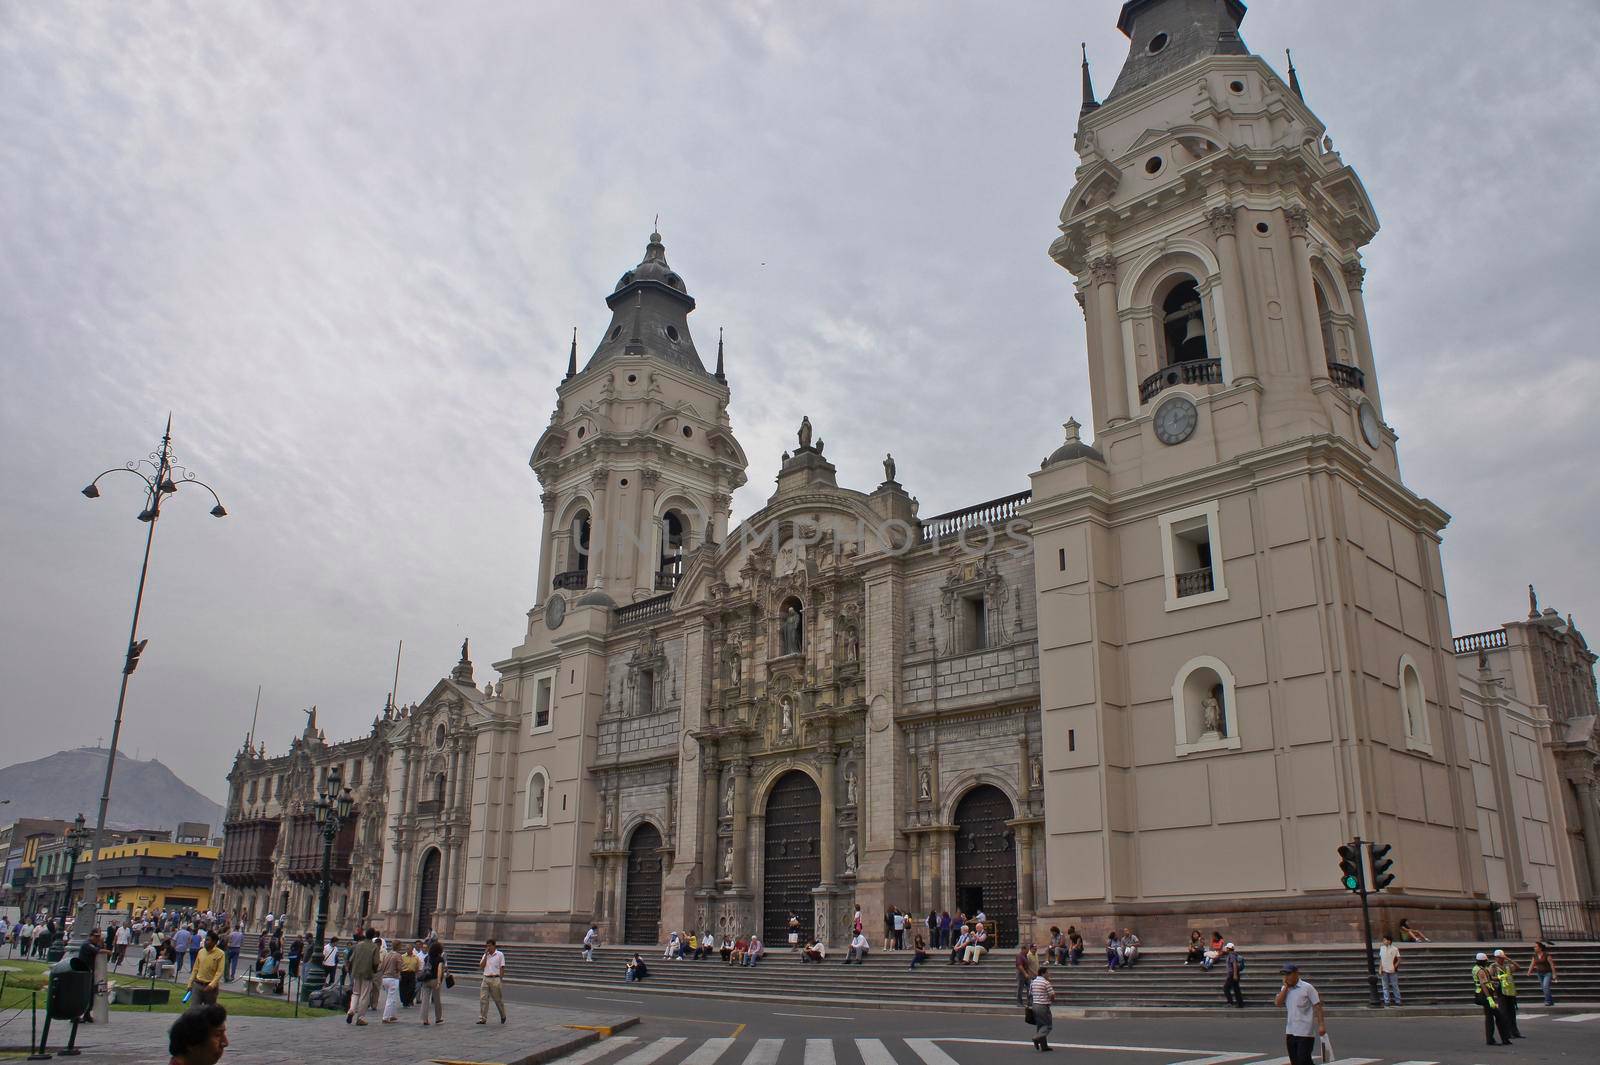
303,767,354,1002
61,814,89,928
75,416,226,942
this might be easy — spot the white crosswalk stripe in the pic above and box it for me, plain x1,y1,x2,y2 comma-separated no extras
804,1040,836,1065
681,1038,736,1065
1555,1011,1600,1022
855,1039,899,1065
1387,1059,1437,1065
614,1037,686,1065
740,1039,784,1065
1322,1058,1379,1065
903,1038,962,1065
554,1036,639,1065
1166,1055,1262,1065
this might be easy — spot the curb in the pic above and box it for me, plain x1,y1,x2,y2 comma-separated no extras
469,1014,640,1065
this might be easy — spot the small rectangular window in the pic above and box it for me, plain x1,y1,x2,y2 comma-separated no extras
963,595,987,653
1159,501,1229,611
1058,547,1066,571
1068,728,1076,752
534,675,554,731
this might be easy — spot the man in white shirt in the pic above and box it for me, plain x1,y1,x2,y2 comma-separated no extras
1378,935,1401,1007
114,923,133,968
1275,963,1326,1065
844,931,871,964
322,935,340,982
477,939,507,1024
581,925,599,962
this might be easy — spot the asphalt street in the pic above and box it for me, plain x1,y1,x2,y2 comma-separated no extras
491,979,1595,1065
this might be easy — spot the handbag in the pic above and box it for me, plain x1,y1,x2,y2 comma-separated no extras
1024,1005,1036,1025
1318,1034,1335,1063
444,971,456,989
788,933,799,945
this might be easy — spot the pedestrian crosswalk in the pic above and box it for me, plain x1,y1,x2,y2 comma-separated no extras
549,1025,1600,1065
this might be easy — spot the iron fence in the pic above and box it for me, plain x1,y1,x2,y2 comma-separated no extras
1537,900,1600,941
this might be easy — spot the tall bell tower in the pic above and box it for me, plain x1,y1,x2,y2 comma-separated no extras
1026,0,1493,940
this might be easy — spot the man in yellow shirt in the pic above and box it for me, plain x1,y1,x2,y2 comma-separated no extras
189,933,227,1006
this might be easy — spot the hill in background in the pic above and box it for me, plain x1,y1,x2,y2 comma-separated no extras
0,747,224,836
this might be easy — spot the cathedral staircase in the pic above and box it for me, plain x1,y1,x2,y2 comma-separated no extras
445,940,1600,1013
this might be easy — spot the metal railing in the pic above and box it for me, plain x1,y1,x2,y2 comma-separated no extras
1537,900,1600,941
656,554,683,591
1453,629,1508,655
615,592,673,628
1140,357,1223,403
1326,362,1366,391
1491,902,1523,941
553,569,588,591
919,490,1032,543
1175,567,1215,598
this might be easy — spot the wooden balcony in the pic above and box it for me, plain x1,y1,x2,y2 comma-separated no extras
218,819,279,887
279,812,358,885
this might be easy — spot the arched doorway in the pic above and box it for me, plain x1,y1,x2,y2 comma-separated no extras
415,848,441,939
762,771,820,944
624,823,664,945
954,784,1019,947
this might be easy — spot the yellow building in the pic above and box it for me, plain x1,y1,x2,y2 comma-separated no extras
87,840,221,914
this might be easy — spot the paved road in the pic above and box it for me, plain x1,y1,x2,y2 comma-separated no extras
494,980,1597,1065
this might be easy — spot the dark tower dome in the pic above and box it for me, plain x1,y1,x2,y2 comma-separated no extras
582,230,711,377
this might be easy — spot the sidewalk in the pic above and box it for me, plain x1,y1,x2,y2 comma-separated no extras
21,1000,638,1065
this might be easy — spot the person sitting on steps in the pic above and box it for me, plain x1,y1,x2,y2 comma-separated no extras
802,938,826,963
845,930,871,964
949,924,971,965
910,935,929,969
1186,930,1205,965
962,924,989,965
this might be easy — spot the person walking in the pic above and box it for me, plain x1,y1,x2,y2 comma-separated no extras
1492,950,1523,1038
173,925,193,974
418,940,447,1025
1473,952,1512,1047
1221,942,1245,1008
224,926,243,983
581,925,599,962
1275,963,1325,1065
378,942,403,1023
1016,941,1039,1006
188,926,203,974
477,939,507,1024
400,941,421,1007
1378,934,1402,1007
321,936,340,986
346,930,378,1026
1527,941,1557,1006
1028,964,1056,1052
189,933,227,1007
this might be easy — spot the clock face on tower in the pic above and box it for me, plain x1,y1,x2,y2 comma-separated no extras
1153,395,1198,445
1358,400,1382,449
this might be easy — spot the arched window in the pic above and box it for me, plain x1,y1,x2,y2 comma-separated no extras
1172,656,1241,755
1314,281,1337,367
1399,655,1431,753
1160,277,1208,364
433,773,446,804
571,510,592,574
658,509,686,590
523,767,550,827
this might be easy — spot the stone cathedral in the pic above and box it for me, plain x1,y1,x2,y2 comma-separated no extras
219,0,1600,946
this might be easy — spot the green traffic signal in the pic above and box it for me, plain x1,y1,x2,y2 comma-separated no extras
1341,873,1359,890
1337,841,1364,893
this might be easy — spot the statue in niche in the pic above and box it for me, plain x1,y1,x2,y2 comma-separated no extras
726,647,741,687
844,834,858,874
797,416,813,450
843,623,859,663
1201,690,1225,737
534,784,547,821
780,696,794,735
781,602,804,655
601,803,611,834
723,777,735,818
917,767,931,801
722,838,734,879
844,765,857,807
883,453,896,483
1030,758,1043,789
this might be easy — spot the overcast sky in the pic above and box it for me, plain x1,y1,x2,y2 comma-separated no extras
3,1,1597,807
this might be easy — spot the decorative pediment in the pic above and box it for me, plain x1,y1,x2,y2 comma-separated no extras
1064,158,1122,219
1315,165,1380,244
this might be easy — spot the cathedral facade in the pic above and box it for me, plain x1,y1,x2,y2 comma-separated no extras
284,0,1600,947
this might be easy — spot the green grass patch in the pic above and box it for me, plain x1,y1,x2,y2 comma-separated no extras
0,958,324,1019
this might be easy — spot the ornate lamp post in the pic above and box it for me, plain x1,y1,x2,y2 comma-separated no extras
75,417,226,941
60,815,90,923
303,767,353,1001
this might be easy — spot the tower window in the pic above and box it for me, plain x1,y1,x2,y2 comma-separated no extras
1160,277,1208,364
962,594,987,653
626,373,637,383
1255,222,1270,235
1228,80,1246,95
532,672,554,733
659,510,687,590
1147,32,1169,54
572,511,592,574
1159,500,1229,611
1144,156,1164,176
665,325,679,342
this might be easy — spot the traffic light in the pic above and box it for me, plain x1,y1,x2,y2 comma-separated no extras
1337,842,1364,892
105,892,117,907
1369,842,1395,891
124,639,148,675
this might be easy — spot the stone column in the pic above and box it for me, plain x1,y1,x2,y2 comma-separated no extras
818,742,838,885
636,469,661,599
701,745,720,889
1015,823,1036,916
1285,206,1330,383
436,834,451,920
1206,205,1258,382
731,760,752,888
710,493,732,546
1090,256,1130,425
936,828,955,909
1577,774,1600,900
588,468,612,588
536,490,557,603
1340,260,1386,413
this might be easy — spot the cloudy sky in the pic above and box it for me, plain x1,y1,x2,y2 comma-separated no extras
3,1,1597,806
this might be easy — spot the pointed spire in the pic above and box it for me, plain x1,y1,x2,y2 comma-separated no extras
1285,49,1303,100
714,327,726,383
1080,43,1100,116
565,328,577,379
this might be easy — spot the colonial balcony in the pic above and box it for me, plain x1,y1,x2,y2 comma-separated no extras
218,818,279,887
552,569,588,591
415,798,444,818
1326,362,1366,391
1175,567,1215,599
1140,358,1224,403
279,812,357,885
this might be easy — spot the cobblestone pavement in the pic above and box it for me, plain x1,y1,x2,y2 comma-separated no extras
19,1000,638,1065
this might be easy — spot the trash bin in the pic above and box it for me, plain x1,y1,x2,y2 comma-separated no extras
47,956,93,1020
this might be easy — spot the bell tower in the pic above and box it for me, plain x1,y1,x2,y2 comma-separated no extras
529,231,749,606
1026,0,1491,941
